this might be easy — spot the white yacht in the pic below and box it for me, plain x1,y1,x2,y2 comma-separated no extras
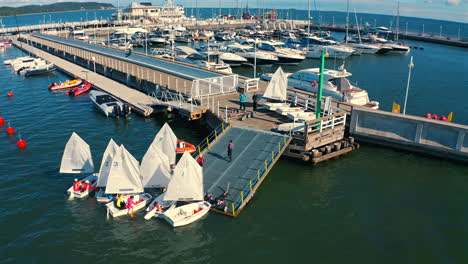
19,62,56,76
174,52,232,74
261,68,379,109
256,41,305,65
304,36,354,59
226,44,279,65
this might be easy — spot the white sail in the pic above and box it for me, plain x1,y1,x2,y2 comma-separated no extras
164,152,203,201
60,132,94,174
105,145,143,194
96,154,113,187
263,67,287,101
151,123,178,164
140,143,172,188
99,139,119,173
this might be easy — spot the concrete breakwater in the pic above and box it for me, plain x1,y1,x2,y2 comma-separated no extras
350,107,468,162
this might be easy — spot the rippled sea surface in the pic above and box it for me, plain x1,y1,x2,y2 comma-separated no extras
1,40,467,263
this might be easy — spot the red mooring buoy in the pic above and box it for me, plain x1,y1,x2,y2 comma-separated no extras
6,127,14,134
17,139,27,149
7,92,14,97
0,117,4,125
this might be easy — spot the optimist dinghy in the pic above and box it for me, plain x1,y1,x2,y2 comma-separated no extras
140,139,174,220
104,145,151,218
60,132,95,199
95,139,119,202
159,152,211,227
151,123,178,165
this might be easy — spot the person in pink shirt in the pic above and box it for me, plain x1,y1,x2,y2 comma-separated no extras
126,195,141,217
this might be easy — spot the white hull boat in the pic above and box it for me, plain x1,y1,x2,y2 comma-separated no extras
106,193,152,218
261,68,379,109
160,201,211,227
96,188,112,202
275,106,303,116
287,111,316,122
67,174,98,199
89,90,131,118
144,192,176,220
263,102,290,111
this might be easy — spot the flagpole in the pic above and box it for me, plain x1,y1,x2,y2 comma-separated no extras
403,56,414,115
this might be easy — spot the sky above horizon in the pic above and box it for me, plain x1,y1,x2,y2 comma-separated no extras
0,0,466,23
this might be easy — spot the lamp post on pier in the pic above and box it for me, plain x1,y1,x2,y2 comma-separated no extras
403,56,414,115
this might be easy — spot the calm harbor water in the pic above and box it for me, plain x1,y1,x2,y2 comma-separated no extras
1,14,467,264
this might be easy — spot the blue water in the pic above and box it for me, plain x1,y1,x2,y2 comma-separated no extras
0,9,467,264
1,7,466,39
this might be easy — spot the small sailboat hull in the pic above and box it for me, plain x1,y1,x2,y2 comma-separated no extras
66,174,98,199
161,201,211,227
105,193,152,218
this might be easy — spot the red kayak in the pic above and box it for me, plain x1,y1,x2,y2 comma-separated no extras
67,82,92,97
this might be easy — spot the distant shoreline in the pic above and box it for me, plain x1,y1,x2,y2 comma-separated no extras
0,8,116,19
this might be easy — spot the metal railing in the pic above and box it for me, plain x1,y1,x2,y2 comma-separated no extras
191,75,239,98
228,130,293,216
192,120,232,159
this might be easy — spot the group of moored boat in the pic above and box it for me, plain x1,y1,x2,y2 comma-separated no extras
4,56,56,76
61,123,207,227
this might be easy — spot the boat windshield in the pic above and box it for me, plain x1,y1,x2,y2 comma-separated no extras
96,95,118,104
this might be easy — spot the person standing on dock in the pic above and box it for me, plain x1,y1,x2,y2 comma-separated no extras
239,91,247,111
196,154,205,167
252,92,260,113
227,140,234,162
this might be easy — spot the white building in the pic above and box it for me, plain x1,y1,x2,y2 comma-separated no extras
122,1,186,23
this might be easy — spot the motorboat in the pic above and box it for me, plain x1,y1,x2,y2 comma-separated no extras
20,62,56,76
4,56,32,65
301,36,354,59
89,90,131,118
226,44,279,66
176,139,196,155
148,33,169,45
104,145,152,218
256,41,305,65
261,68,379,109
158,152,210,227
60,132,96,199
214,31,234,41
67,82,92,96
48,79,83,90
12,58,46,72
196,44,247,67
174,52,232,74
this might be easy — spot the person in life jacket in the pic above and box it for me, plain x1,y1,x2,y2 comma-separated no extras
126,195,142,217
196,154,205,167
155,203,163,213
80,180,96,193
72,179,82,191
115,194,126,210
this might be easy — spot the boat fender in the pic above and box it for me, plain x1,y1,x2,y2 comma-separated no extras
425,113,432,119
311,80,318,88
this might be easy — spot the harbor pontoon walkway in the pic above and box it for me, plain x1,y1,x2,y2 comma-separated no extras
200,125,292,216
13,39,205,117
33,33,224,80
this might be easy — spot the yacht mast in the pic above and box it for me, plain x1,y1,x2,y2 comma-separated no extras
307,0,311,49
396,1,400,41
345,0,349,44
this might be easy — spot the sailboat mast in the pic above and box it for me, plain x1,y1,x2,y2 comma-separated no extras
396,1,400,41
307,0,311,49
345,0,349,44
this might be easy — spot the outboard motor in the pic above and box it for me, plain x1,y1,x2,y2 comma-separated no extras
122,104,131,116
112,105,122,117
69,89,75,97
